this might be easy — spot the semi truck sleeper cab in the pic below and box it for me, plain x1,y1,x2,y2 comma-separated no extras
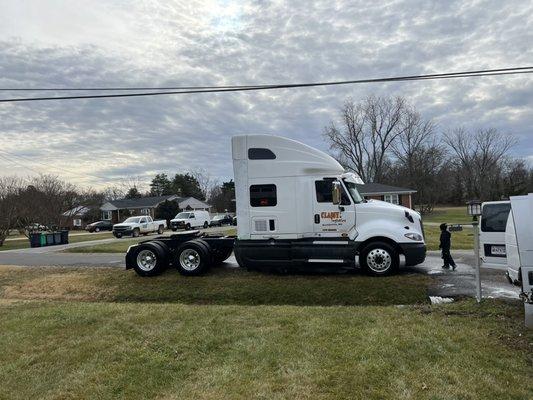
125,135,426,276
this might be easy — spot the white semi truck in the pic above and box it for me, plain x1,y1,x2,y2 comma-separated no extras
125,135,426,276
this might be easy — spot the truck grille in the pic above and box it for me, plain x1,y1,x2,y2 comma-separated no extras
113,226,130,232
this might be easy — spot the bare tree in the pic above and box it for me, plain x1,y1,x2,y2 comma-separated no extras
444,128,516,200
323,96,411,182
17,175,81,234
190,168,219,201
0,177,23,246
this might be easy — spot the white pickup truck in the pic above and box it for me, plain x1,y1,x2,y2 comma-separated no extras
113,216,166,238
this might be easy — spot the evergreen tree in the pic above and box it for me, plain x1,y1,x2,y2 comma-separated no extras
149,173,172,196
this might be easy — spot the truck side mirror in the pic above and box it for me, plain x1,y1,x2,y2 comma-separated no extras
332,181,341,205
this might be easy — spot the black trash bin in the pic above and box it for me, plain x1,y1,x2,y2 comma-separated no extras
53,232,62,245
60,230,69,245
29,233,41,248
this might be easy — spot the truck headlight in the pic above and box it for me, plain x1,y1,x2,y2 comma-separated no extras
404,232,423,241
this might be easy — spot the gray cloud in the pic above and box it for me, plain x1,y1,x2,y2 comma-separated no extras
0,0,532,189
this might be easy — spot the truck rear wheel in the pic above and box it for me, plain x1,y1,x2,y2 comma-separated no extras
157,225,164,234
131,243,167,276
132,228,140,238
175,242,210,276
360,241,398,276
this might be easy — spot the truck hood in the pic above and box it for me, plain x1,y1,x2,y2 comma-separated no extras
364,199,421,219
113,223,133,228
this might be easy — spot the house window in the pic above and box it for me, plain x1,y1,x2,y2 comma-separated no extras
383,194,399,205
141,208,150,215
102,211,111,220
250,184,277,207
73,219,82,227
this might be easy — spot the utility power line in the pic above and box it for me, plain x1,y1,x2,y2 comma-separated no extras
0,67,531,103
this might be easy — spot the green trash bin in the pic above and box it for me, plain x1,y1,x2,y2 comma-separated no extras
39,233,46,247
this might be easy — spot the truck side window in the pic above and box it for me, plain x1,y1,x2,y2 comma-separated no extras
248,148,276,160
481,203,511,232
250,184,277,207
315,180,350,205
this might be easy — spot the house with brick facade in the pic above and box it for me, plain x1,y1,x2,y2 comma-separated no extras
355,183,416,209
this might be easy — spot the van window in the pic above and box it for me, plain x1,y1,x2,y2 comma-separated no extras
481,203,511,232
315,179,350,205
248,148,276,160
250,184,277,207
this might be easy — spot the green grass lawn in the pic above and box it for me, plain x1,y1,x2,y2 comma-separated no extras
0,232,115,251
421,206,473,224
0,266,531,399
424,225,473,251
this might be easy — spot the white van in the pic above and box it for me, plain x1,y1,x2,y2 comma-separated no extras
479,200,511,269
505,194,532,284
170,211,210,231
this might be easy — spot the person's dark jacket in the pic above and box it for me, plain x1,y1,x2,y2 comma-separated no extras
440,230,451,251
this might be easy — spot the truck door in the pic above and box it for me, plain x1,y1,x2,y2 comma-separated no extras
139,217,148,232
480,202,511,269
313,178,356,237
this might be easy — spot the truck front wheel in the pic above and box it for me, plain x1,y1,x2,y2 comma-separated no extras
360,242,398,276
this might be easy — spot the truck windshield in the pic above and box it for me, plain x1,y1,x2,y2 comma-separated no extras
175,212,190,219
124,217,141,223
343,180,363,203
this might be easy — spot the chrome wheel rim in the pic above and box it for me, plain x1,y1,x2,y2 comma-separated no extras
179,249,200,271
136,249,157,271
366,248,392,273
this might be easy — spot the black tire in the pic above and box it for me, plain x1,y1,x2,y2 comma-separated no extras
185,223,191,230
131,242,167,276
171,228,177,232
359,241,399,276
132,228,140,238
157,225,164,234
175,240,211,276
95,227,100,233
203,221,208,229
114,232,122,238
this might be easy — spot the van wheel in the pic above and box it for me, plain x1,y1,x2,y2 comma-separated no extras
131,243,167,276
157,225,164,234
360,242,398,276
203,221,208,229
175,242,210,276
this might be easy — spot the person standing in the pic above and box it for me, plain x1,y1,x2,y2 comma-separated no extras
439,223,456,270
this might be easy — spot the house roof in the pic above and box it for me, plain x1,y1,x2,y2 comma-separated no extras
355,183,416,195
100,195,211,211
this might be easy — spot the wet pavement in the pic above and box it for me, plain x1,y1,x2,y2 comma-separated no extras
411,250,521,300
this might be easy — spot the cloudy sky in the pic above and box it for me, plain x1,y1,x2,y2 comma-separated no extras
0,0,532,190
